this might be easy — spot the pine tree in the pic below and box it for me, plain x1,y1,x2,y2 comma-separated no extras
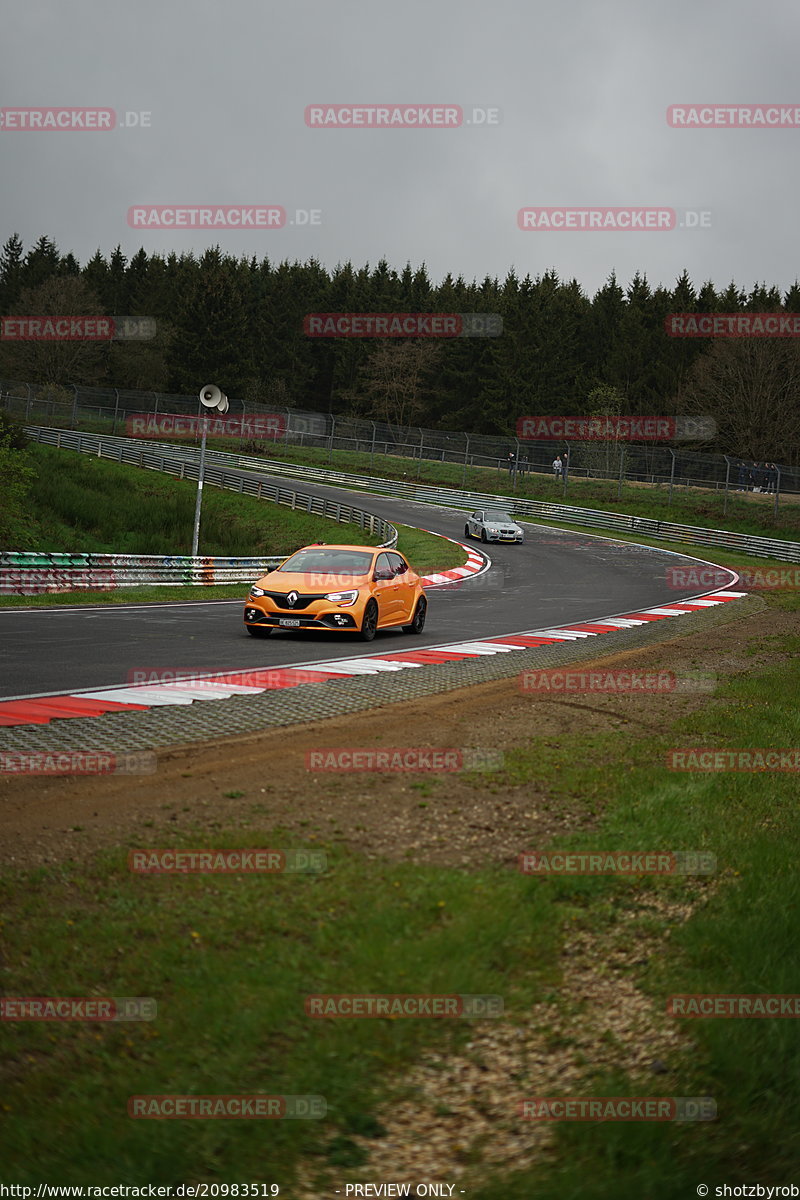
0,234,24,311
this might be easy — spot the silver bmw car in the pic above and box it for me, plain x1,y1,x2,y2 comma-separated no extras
464,508,525,544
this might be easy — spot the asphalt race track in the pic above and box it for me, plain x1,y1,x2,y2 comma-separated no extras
0,469,737,701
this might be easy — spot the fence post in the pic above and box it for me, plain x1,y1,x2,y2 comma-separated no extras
462,434,469,489
722,455,732,517
617,446,625,500
774,466,781,517
153,391,159,415
71,385,79,429
112,388,120,435
328,415,336,465
667,448,676,508
370,421,376,470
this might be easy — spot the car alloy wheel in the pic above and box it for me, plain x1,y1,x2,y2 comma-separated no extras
360,599,379,641
403,596,427,634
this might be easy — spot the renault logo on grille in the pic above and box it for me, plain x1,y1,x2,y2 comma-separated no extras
286,591,299,607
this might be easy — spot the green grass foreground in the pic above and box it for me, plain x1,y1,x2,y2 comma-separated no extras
1,594,799,1191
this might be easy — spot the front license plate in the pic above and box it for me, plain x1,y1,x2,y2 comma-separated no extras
279,618,301,627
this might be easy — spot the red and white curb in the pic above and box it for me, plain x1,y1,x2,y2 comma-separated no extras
0,590,746,727
418,538,488,587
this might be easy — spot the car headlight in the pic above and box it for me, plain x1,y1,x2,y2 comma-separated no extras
324,589,359,606
249,586,265,597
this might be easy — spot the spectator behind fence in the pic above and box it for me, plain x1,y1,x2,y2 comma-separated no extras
553,454,563,479
737,461,747,492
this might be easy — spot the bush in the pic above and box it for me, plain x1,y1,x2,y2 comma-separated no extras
0,408,28,451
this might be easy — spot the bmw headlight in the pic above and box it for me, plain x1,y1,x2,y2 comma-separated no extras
325,589,358,606
249,586,266,597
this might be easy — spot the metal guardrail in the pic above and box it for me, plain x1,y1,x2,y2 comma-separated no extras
0,551,286,594
4,428,397,594
4,380,798,499
20,426,800,568
75,431,800,565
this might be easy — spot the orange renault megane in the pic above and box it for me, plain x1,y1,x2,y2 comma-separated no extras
243,544,427,641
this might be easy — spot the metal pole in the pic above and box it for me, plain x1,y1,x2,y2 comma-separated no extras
71,384,78,429
191,415,208,556
617,446,625,500
328,414,336,464
112,388,120,435
774,466,781,518
562,444,569,498
370,421,376,470
722,455,731,517
462,434,469,489
668,449,676,508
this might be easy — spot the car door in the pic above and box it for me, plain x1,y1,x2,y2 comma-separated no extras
388,552,414,619
372,552,400,621
470,510,483,536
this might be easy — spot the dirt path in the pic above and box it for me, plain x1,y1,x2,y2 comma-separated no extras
0,602,783,873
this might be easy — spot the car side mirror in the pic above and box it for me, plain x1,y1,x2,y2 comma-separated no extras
374,569,392,581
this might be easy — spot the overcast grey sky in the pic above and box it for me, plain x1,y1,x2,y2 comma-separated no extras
2,0,798,297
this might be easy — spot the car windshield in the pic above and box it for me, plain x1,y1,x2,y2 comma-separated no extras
485,510,513,522
277,548,374,575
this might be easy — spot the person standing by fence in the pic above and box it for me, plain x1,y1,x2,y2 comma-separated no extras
553,454,562,480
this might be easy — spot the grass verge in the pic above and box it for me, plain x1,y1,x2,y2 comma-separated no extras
1,593,798,1193
22,418,800,540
